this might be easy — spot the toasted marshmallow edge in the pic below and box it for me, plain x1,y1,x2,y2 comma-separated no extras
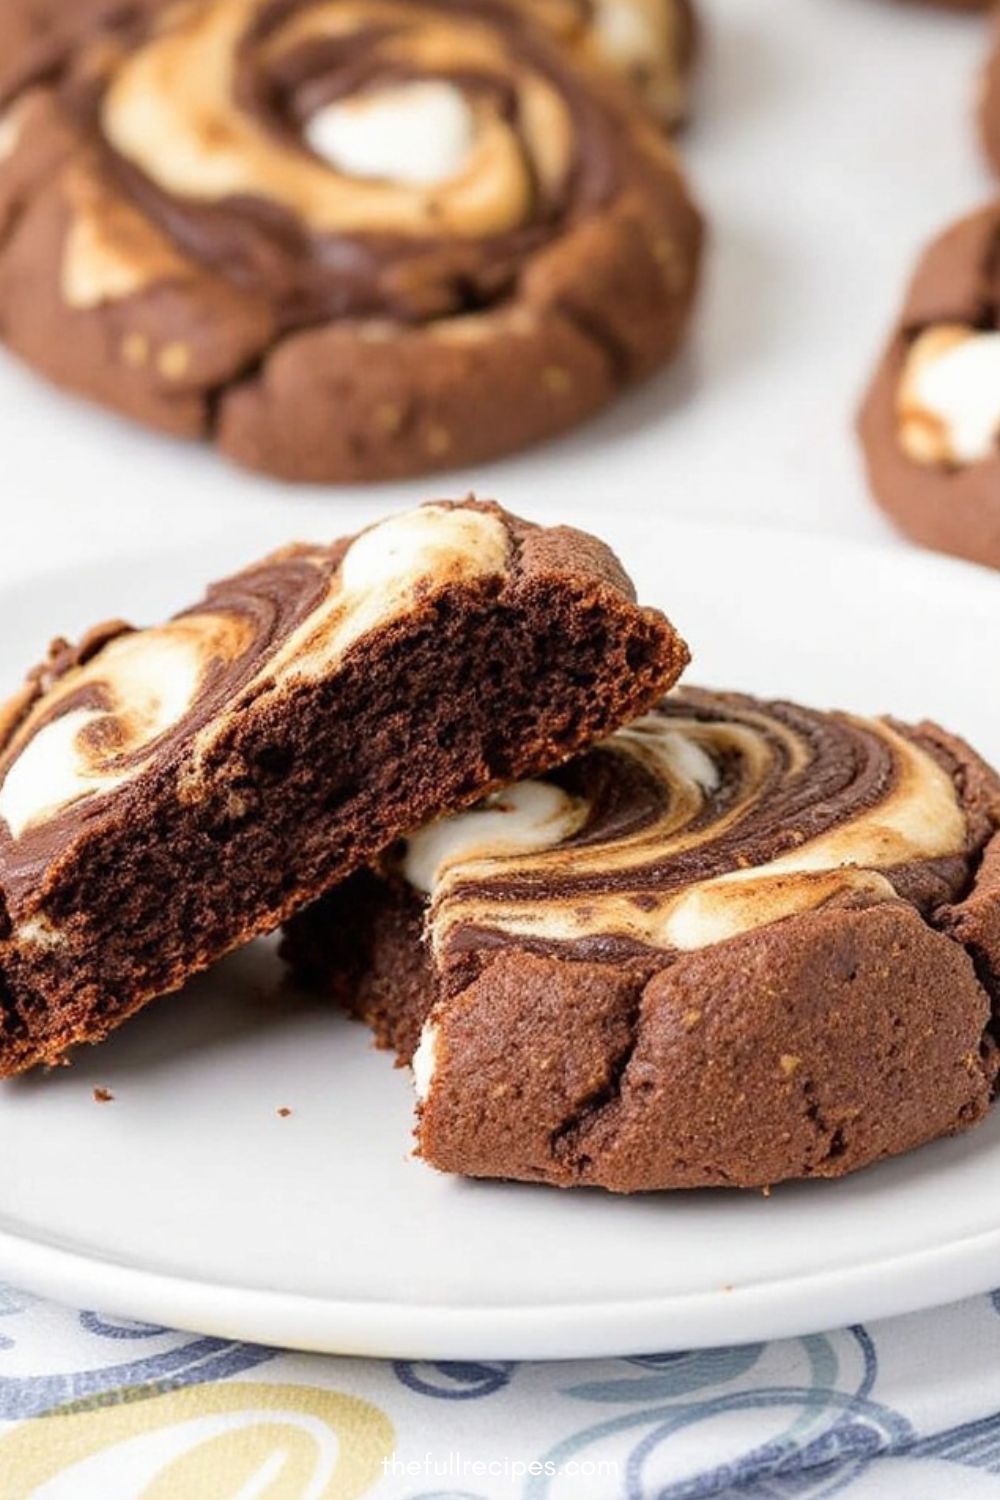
0,625,210,841
402,780,589,895
412,1021,440,1102
899,326,1000,466
291,501,511,680
305,81,475,188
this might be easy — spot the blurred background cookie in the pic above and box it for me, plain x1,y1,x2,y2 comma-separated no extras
512,0,697,127
0,0,702,484
859,204,1000,569
0,1,697,124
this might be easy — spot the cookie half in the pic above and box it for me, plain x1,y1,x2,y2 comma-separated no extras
0,0,702,483
284,687,1000,1192
859,203,1000,569
0,499,688,1075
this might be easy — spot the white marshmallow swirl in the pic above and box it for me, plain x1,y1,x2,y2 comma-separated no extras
898,325,1000,466
306,81,476,188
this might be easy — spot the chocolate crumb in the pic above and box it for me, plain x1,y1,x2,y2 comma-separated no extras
277,1107,292,1118
93,1087,113,1103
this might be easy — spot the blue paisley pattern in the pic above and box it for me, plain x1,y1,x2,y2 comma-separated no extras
394,1360,518,1401
3,1283,1000,1495
0,1291,275,1421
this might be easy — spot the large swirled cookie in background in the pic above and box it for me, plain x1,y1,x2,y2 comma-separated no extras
859,204,1000,570
283,688,1000,1191
0,0,702,483
0,1,695,125
0,498,689,1074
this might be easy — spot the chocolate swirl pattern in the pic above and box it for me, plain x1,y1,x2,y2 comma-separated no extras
0,0,701,481
0,499,688,1077
284,685,1000,1191
404,690,970,958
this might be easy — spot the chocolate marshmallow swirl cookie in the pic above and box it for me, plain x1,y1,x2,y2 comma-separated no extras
0,0,702,483
859,204,1000,569
0,499,688,1075
0,1,161,95
284,688,1000,1191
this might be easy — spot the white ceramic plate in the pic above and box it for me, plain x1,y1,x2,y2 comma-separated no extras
0,514,999,1361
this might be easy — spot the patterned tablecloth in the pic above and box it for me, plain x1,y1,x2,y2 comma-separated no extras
3,1285,1000,1497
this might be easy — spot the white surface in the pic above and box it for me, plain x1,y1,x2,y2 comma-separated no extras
1,521,1000,1361
0,0,998,1359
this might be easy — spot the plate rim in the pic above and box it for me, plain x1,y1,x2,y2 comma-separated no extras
0,518,999,1360
3,1214,1000,1360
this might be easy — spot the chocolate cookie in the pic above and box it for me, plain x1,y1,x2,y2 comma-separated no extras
0,498,688,1075
859,203,1000,570
0,0,702,484
284,688,1000,1192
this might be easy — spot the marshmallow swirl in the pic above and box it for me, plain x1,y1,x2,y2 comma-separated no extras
403,688,972,958
0,503,509,865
